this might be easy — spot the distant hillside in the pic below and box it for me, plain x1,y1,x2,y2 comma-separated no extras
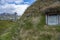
0,0,60,40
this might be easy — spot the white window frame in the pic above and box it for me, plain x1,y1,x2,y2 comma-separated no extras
46,14,59,25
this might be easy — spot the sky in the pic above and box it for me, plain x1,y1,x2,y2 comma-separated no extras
0,0,36,16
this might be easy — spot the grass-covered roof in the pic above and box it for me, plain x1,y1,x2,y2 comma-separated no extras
41,1,60,12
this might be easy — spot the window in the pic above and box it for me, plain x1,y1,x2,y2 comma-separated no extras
59,15,60,24
46,14,60,25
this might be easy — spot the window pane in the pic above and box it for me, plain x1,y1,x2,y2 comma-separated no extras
48,15,58,25
58,15,60,24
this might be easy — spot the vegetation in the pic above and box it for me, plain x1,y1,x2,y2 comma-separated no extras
0,0,60,40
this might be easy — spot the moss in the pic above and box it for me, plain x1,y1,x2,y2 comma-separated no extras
48,25,60,32
55,26,60,32
37,13,45,30
22,19,33,30
38,34,52,40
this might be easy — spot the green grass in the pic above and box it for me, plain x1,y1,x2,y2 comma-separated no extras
0,20,16,35
0,32,12,40
0,20,18,40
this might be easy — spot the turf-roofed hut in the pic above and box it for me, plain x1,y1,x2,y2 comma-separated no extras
18,0,60,40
